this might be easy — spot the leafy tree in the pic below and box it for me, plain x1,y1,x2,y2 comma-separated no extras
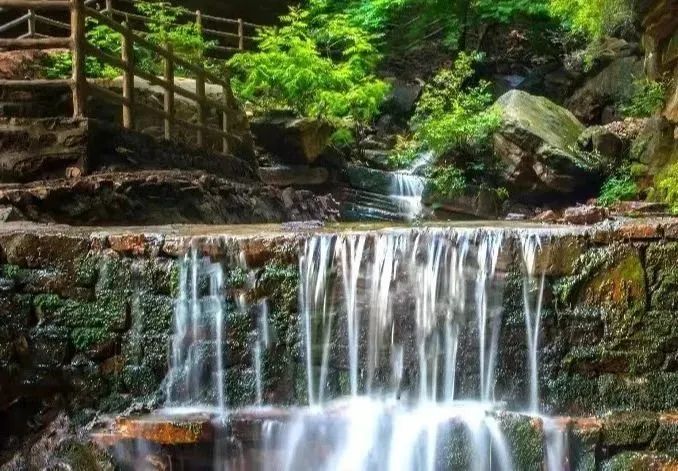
548,0,635,39
227,7,389,125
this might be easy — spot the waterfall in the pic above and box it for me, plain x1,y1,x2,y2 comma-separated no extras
156,225,580,470
388,151,433,220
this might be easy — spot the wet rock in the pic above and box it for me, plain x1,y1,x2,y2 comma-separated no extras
562,205,609,224
250,112,334,165
493,91,603,200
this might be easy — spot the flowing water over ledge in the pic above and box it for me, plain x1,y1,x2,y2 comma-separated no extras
2,219,677,470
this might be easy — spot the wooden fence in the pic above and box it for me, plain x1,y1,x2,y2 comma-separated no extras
0,0,259,54
0,0,243,155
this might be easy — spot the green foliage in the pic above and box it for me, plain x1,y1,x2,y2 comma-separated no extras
597,174,638,207
410,52,501,157
45,20,121,79
474,0,550,24
228,7,389,125
428,165,468,199
622,79,667,118
548,0,634,39
330,128,356,147
135,1,213,74
653,163,678,214
311,0,550,52
44,1,211,79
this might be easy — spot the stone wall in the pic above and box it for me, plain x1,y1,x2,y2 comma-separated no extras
0,219,677,467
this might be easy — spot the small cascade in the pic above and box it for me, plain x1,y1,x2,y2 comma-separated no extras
388,151,433,220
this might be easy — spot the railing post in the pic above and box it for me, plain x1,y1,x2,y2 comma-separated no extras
196,70,205,148
71,0,87,118
27,9,35,37
164,43,174,141
196,10,202,33
121,23,134,129
238,18,244,50
105,0,112,14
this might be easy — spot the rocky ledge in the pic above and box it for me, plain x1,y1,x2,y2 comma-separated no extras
0,170,338,225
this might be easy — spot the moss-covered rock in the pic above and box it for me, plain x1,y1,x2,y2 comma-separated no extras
493,90,601,199
602,412,659,448
645,243,678,311
601,451,678,471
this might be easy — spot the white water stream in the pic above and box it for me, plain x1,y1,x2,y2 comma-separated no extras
162,226,574,470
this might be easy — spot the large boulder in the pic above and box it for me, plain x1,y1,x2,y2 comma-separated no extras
631,116,678,188
565,56,643,124
493,90,603,201
250,112,334,165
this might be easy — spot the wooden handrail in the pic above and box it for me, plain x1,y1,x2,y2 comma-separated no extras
0,37,71,48
0,0,242,156
0,0,70,9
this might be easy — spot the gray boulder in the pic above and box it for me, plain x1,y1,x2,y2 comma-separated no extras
493,90,602,200
566,56,643,124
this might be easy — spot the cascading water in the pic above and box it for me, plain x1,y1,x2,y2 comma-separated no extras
388,151,433,220
156,225,580,470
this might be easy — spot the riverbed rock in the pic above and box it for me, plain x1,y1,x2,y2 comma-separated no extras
250,113,334,165
493,90,603,200
562,205,609,225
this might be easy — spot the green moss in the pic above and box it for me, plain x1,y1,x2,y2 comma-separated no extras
652,162,678,213
53,439,113,470
602,412,659,448
1,264,21,280
500,414,544,470
75,255,99,287
645,243,678,311
602,452,678,471
651,420,678,454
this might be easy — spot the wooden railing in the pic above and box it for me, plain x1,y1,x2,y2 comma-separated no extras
0,0,240,155
0,0,259,54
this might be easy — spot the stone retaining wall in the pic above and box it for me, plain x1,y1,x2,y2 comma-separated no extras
0,219,676,466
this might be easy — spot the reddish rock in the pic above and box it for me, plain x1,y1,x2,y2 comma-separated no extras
114,415,215,445
533,209,560,223
616,220,663,239
562,205,609,225
109,233,163,257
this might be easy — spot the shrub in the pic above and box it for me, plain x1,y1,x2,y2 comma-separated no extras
228,7,389,126
428,165,467,200
653,163,678,214
622,79,667,118
597,174,638,206
410,52,501,157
